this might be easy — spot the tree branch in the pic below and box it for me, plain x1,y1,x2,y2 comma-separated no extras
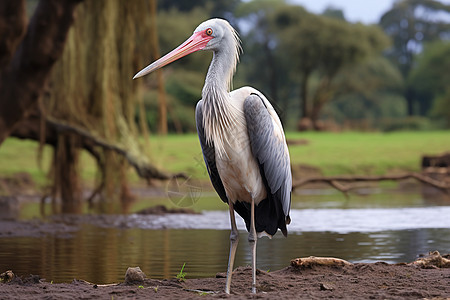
45,117,183,181
293,172,450,193
11,109,186,182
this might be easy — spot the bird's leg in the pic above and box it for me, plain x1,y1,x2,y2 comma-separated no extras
225,202,239,294
249,198,257,294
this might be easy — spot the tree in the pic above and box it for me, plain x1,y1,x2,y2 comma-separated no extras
235,0,293,119
0,0,82,145
1,0,179,213
408,41,450,127
322,6,346,20
272,6,390,129
157,0,241,26
325,56,406,128
379,0,450,115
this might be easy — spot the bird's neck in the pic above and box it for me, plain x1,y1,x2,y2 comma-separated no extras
203,49,235,98
201,49,242,159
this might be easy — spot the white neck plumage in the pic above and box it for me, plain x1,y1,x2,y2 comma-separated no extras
201,41,243,159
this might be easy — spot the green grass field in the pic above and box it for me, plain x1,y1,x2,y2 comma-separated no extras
0,131,449,186
286,131,450,176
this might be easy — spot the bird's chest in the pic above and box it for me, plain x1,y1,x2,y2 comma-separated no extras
215,127,266,204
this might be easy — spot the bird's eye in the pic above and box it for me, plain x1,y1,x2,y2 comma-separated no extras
206,28,213,36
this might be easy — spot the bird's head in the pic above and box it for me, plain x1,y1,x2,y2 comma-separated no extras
133,18,240,79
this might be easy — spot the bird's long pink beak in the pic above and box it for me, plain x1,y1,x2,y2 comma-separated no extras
133,30,213,79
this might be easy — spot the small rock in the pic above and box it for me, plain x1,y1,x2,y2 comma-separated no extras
125,267,146,284
0,270,14,283
319,283,334,291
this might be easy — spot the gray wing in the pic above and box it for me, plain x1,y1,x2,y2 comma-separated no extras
244,93,292,220
195,99,268,230
195,100,228,203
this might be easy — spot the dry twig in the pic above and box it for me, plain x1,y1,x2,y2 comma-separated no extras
293,172,450,194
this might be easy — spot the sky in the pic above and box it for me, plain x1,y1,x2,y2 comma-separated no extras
290,0,450,24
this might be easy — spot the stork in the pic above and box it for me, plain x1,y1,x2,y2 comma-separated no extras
134,18,291,294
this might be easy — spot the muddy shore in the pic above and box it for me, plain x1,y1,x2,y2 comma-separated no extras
1,253,450,299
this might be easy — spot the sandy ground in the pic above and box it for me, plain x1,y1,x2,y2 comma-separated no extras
1,254,450,299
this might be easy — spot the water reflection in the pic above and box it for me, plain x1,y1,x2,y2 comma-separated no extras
0,227,449,284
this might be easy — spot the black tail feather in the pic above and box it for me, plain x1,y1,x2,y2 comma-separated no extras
233,188,289,237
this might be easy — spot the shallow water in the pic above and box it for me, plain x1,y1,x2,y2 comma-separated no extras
1,227,449,283
0,188,449,284
107,206,450,233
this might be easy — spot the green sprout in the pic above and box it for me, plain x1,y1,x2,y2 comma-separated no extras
176,263,187,282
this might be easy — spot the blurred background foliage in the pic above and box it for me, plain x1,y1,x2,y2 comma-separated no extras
5,0,448,210
19,0,450,133
130,0,450,132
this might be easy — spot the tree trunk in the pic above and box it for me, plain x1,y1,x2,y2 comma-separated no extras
310,76,333,130
53,133,82,213
405,87,415,116
0,1,27,69
149,0,168,135
310,96,328,130
300,69,311,119
297,69,314,131
263,40,278,105
0,0,83,145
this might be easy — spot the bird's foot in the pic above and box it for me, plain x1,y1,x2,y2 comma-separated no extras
225,281,231,294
